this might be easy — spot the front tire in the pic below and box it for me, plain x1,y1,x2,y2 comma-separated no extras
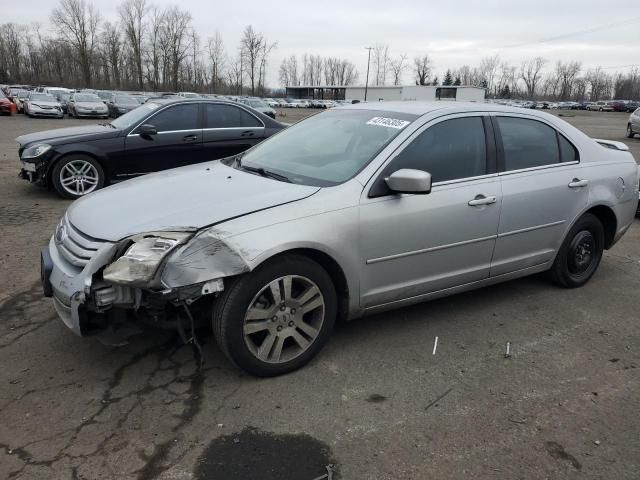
51,154,105,199
627,124,635,139
212,255,337,376
551,213,604,288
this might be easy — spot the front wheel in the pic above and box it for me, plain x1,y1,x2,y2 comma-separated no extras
627,124,635,139
51,154,105,199
550,213,604,288
212,255,337,376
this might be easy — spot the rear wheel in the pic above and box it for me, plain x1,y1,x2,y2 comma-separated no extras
51,154,105,199
551,214,604,288
212,255,337,376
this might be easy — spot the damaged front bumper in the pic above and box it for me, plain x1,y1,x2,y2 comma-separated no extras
42,226,250,338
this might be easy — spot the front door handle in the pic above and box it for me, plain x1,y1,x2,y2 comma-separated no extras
183,134,198,142
241,130,255,137
468,195,497,207
568,178,589,188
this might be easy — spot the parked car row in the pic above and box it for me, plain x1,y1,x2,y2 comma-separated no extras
491,98,640,112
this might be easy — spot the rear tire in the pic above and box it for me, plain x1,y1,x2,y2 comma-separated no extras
551,214,604,288
212,255,337,376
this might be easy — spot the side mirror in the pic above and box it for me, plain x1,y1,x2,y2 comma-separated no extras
138,124,158,137
385,169,432,194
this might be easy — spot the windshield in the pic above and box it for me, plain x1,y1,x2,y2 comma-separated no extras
235,109,417,186
248,100,267,108
74,94,101,102
30,93,56,101
110,102,160,129
96,91,112,99
115,95,138,104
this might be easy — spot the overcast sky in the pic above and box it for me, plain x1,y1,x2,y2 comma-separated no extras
7,0,640,86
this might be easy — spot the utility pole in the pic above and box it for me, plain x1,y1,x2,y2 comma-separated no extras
364,47,373,102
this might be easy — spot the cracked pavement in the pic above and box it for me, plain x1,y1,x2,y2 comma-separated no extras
1,112,640,479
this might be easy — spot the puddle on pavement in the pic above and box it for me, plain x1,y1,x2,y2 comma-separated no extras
194,427,337,479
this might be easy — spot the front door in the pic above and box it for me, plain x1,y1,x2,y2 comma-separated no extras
359,115,501,308
121,103,203,178
490,114,588,276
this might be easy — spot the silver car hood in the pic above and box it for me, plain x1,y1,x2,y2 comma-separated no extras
30,101,60,107
67,161,320,241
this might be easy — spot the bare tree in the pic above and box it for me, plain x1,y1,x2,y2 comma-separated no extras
102,21,121,88
240,25,265,95
413,54,432,85
520,57,546,99
51,0,101,87
161,6,192,91
556,60,582,100
390,54,407,86
119,0,146,89
372,43,390,86
478,54,500,94
207,31,224,92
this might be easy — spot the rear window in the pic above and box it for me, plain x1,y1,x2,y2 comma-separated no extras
497,117,560,171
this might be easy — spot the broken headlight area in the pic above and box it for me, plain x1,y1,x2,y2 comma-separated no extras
103,232,193,287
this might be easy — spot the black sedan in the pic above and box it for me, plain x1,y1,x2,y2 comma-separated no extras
107,93,141,118
17,99,285,198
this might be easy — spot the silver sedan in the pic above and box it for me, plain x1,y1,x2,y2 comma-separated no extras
42,102,639,376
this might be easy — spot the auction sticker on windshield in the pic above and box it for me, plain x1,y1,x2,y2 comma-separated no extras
366,117,411,129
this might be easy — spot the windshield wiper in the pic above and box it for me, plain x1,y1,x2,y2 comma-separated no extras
238,160,291,183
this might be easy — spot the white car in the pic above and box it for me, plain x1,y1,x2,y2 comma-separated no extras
24,93,63,118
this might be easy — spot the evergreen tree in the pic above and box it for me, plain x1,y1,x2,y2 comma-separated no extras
443,70,453,86
431,76,439,86
500,84,511,99
453,76,461,86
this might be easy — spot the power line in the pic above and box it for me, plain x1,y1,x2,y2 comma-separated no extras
501,16,640,49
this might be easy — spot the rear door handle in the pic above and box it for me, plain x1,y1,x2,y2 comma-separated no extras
183,134,198,142
241,130,255,137
568,178,589,188
468,195,497,206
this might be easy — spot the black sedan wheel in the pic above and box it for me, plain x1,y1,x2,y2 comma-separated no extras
212,255,337,376
551,213,604,288
51,155,105,199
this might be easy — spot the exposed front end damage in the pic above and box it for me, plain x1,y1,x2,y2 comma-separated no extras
44,221,253,343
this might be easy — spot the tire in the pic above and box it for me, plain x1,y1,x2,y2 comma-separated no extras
51,154,105,199
627,124,635,139
212,254,337,376
599,107,603,112
550,213,604,288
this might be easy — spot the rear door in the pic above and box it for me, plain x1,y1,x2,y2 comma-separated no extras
490,114,587,276
121,103,202,178
202,103,265,161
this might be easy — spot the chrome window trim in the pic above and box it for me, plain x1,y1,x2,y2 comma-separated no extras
497,160,579,177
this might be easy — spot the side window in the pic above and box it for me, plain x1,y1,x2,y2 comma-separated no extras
497,117,559,171
147,104,199,132
205,104,262,128
390,117,487,183
559,134,579,162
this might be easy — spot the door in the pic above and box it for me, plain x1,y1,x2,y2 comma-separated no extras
120,103,202,177
202,103,265,161
632,108,640,131
359,115,501,308
491,115,587,276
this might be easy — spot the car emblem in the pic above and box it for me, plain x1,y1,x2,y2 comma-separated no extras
55,224,66,244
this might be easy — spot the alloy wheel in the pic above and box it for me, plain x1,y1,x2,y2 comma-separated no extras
59,159,99,196
243,275,325,364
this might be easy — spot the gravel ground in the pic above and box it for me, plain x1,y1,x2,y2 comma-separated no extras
0,109,639,480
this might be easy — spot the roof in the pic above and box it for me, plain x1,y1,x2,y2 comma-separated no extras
343,101,560,118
